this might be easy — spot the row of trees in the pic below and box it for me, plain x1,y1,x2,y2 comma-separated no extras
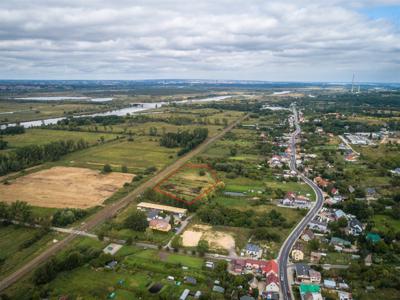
0,125,25,135
197,204,289,229
160,128,208,156
0,138,89,175
51,208,88,227
0,201,32,223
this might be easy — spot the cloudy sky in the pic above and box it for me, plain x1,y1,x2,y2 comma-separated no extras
0,0,399,82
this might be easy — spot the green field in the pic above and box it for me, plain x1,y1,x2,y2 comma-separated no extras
61,137,178,173
2,128,119,150
0,225,63,280
372,214,400,234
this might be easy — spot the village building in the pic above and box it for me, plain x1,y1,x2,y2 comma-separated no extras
299,284,322,300
346,218,363,236
314,176,329,188
265,273,280,293
301,229,315,242
149,219,171,232
137,202,187,218
295,264,321,284
338,291,353,300
291,242,305,261
324,279,337,289
308,218,329,233
244,243,262,258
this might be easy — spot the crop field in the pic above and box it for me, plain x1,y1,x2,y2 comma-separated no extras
0,166,134,208
61,137,178,173
1,128,118,150
0,225,63,280
155,164,220,204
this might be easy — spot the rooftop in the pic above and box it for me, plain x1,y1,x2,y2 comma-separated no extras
137,202,187,214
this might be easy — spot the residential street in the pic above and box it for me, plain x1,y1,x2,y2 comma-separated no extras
278,104,325,300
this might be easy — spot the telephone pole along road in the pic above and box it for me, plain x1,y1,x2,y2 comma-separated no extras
0,113,249,293
278,104,325,300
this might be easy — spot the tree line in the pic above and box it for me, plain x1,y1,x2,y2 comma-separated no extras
0,138,89,175
0,125,25,135
160,128,208,156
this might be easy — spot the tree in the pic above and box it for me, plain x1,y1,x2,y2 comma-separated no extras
309,239,320,251
171,236,181,250
197,240,209,256
124,210,148,232
121,165,128,173
102,164,112,173
230,147,237,156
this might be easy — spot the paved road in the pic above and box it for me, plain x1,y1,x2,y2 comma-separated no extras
0,113,248,292
278,104,325,300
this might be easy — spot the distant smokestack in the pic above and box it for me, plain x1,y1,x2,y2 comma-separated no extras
351,73,355,93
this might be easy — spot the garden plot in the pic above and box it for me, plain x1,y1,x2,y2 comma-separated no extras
154,164,220,204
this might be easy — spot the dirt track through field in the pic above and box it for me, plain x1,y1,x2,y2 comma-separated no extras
0,113,248,293
0,167,134,208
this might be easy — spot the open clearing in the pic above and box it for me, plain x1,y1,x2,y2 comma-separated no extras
0,166,134,208
181,224,235,251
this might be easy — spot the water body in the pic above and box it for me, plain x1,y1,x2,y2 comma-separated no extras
1,95,232,129
14,96,113,102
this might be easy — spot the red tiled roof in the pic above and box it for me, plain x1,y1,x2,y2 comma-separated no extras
262,260,278,274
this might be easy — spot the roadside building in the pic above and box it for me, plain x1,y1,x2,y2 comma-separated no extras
137,202,187,218
299,284,322,300
324,279,337,289
338,291,353,300
295,264,321,283
265,273,280,293
301,229,315,242
291,242,305,261
149,219,171,232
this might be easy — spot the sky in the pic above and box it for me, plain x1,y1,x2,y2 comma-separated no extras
0,0,399,82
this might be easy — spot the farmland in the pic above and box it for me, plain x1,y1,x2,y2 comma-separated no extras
0,225,63,281
0,166,134,208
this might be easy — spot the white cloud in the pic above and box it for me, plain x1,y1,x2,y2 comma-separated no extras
0,0,399,82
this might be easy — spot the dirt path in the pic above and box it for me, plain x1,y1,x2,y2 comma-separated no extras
0,113,248,292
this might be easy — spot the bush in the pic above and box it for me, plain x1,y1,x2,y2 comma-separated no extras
102,164,112,173
124,210,148,232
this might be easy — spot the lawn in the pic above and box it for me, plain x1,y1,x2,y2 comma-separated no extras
61,137,178,173
0,225,63,280
372,214,400,234
2,128,118,150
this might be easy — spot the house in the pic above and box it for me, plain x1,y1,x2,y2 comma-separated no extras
310,252,326,264
390,167,400,176
146,209,159,221
105,260,118,270
338,291,353,300
324,279,337,289
212,285,225,293
301,229,315,242
334,209,347,220
261,260,278,276
308,218,329,233
331,188,339,195
314,176,329,188
365,188,377,200
295,264,321,283
265,273,280,293
299,284,322,300
232,259,270,273
184,276,197,285
330,237,351,250
346,218,363,236
205,261,215,269
344,153,358,162
149,219,171,232
194,291,202,299
366,232,381,244
245,243,262,257
291,242,305,261
309,269,321,283
348,185,355,193
103,243,123,255
179,289,190,300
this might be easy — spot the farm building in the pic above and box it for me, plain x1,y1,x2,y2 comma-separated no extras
137,202,187,218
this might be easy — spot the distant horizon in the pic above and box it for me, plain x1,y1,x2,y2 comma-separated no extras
0,78,399,85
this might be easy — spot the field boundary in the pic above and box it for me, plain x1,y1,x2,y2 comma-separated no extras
154,163,221,205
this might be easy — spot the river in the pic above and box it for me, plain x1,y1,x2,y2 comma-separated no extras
1,95,232,129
